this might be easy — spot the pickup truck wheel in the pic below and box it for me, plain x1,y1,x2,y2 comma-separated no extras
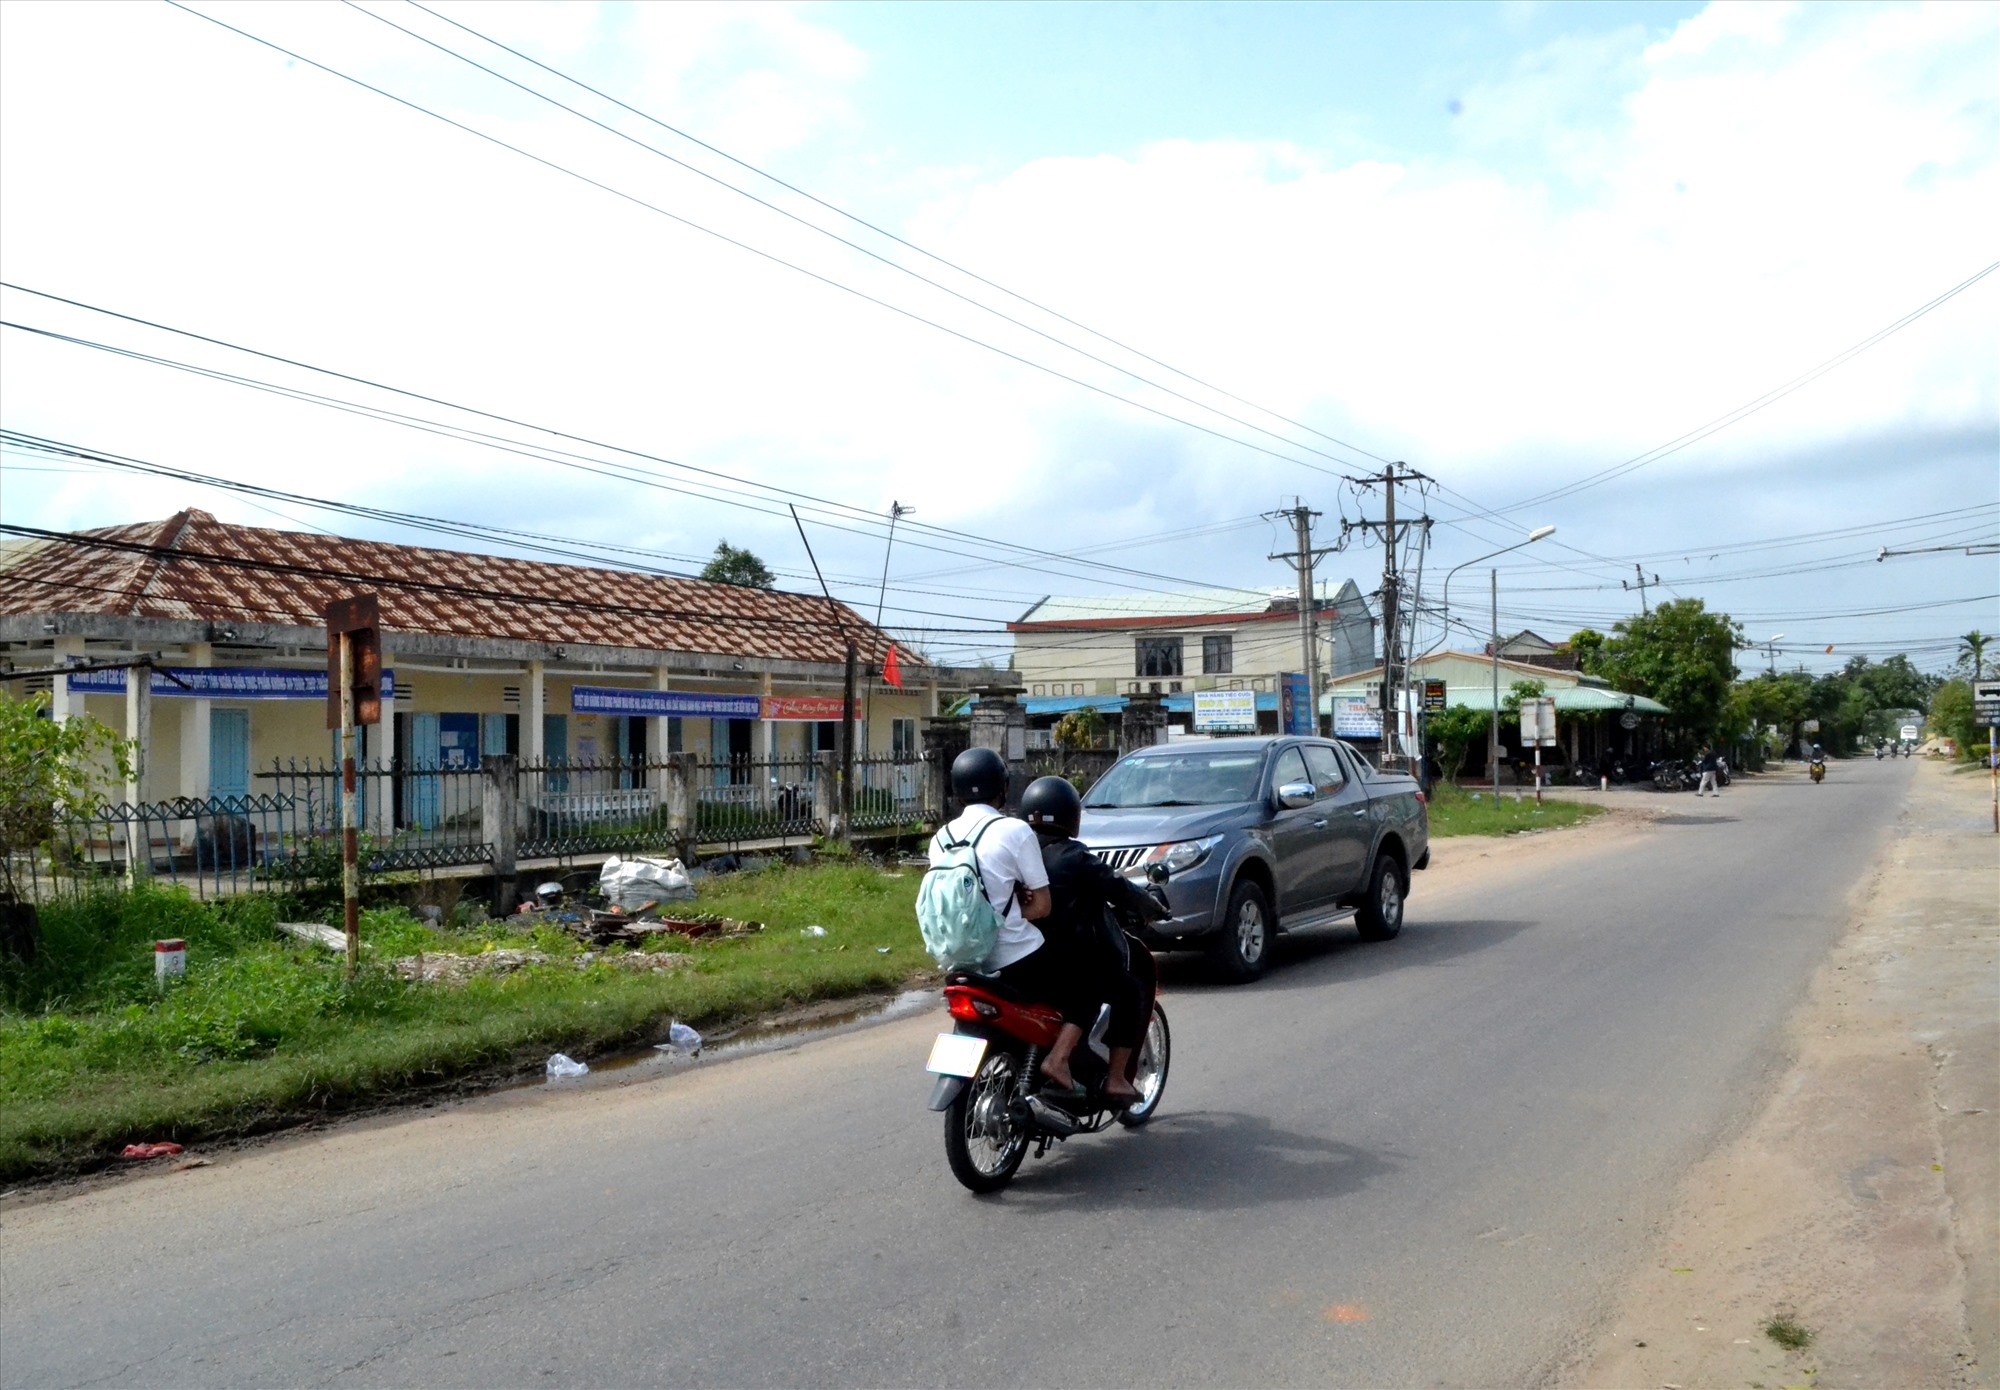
1355,855,1405,941
1208,879,1272,982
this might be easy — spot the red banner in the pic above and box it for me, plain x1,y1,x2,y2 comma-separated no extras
761,696,850,721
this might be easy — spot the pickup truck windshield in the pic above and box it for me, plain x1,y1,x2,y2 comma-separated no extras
1084,750,1266,808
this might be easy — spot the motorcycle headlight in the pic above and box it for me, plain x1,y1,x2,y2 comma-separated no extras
1145,835,1222,875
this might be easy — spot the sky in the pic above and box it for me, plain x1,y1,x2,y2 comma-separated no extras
0,0,1994,678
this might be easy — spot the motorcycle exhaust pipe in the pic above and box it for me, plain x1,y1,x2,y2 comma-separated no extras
1021,1095,1078,1137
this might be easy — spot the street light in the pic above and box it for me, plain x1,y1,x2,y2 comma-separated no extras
1759,634,1785,676
1437,525,1556,797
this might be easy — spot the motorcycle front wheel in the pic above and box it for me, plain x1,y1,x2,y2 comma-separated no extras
945,1049,1029,1193
1117,1004,1172,1128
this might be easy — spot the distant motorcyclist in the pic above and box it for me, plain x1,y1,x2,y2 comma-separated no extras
1020,775,1166,1104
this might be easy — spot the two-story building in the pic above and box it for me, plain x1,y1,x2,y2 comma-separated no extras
1006,582,1376,735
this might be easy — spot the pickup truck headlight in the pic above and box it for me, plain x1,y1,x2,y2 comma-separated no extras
1145,835,1223,875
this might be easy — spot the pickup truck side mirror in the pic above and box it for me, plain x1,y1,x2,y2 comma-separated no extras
1275,782,1316,810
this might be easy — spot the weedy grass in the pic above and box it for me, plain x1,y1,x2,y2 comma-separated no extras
1426,785,1603,838
0,864,924,1181
1762,1315,1815,1351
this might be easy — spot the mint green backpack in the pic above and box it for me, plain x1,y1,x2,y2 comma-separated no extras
915,820,1009,969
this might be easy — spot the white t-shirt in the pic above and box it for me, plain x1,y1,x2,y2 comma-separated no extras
929,803,1049,969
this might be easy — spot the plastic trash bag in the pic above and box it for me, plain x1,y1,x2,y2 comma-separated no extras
598,856,696,911
667,1021,702,1052
546,1053,589,1079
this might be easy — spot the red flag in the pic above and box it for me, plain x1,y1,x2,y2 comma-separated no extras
882,643,903,688
1824,644,1834,654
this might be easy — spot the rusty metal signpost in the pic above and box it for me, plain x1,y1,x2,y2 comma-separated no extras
325,596,382,974
1975,679,2000,834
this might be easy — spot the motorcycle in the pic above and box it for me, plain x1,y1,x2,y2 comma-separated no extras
923,871,1173,1194
1874,745,1885,760
1810,757,1827,784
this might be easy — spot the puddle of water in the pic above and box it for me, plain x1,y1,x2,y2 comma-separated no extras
541,988,938,1090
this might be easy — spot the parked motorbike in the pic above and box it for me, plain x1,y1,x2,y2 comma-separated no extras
923,872,1173,1194
1810,757,1827,784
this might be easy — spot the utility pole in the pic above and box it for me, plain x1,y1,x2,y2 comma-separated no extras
1266,500,1337,734
1338,463,1431,767
1622,565,1660,616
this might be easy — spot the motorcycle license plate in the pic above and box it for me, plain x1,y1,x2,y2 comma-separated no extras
926,1032,987,1077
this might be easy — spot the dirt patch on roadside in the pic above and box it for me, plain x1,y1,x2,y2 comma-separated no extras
1565,763,1998,1389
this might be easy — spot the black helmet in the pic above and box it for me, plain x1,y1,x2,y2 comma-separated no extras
950,747,1009,804
1020,775,1082,839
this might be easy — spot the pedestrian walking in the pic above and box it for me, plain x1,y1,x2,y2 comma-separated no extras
1696,744,1721,797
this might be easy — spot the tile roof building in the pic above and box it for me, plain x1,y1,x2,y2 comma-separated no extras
1,510,990,807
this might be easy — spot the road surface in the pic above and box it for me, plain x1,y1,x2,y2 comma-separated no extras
0,761,1916,1387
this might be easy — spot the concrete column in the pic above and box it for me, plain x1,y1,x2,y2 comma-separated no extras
179,642,213,804
124,663,152,881
664,752,696,852
49,635,85,723
923,682,939,720
370,647,396,835
649,667,673,802
969,689,1027,814
812,750,840,832
760,672,776,807
482,754,519,913
526,659,547,761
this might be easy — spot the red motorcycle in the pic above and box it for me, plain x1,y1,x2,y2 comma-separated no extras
923,883,1173,1193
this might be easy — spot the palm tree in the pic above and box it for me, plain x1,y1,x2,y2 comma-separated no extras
1961,630,1991,681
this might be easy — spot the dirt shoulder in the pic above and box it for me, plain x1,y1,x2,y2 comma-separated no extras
1566,762,1999,1389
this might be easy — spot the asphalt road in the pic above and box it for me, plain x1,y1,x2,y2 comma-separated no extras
0,760,1917,1388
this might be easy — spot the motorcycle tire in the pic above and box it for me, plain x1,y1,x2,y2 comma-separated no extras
944,1049,1029,1193
1117,1004,1172,1128
1207,878,1273,982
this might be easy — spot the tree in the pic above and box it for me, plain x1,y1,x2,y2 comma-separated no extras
0,692,132,903
1425,703,1492,784
1591,598,1742,749
1566,629,1607,675
1961,630,1991,681
1928,679,1976,755
1051,706,1107,750
699,541,775,589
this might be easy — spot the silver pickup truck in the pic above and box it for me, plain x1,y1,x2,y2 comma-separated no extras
1077,735,1430,981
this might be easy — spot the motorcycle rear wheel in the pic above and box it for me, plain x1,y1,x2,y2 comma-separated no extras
945,1049,1029,1193
1118,1004,1172,1128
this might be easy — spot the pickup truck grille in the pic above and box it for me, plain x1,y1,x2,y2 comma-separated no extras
1089,846,1148,873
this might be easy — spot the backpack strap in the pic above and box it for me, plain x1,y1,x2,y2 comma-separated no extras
964,817,1020,915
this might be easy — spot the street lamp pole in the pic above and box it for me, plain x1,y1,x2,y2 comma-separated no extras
1436,525,1555,793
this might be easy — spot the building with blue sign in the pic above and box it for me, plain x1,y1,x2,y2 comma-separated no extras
0,510,996,813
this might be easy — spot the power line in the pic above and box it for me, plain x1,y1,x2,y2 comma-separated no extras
337,0,1378,478
0,296,1265,598
405,0,1399,474
162,1,1356,480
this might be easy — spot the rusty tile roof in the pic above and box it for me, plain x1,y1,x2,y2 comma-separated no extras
0,510,907,670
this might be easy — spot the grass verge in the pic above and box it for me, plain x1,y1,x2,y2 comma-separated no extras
0,863,925,1183
1426,785,1604,837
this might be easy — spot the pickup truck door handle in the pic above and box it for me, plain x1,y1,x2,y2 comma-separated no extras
1311,817,1328,828
1350,807,1368,817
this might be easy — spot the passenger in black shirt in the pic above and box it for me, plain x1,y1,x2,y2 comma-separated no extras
1021,775,1167,1103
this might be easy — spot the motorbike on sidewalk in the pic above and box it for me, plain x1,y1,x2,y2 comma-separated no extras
923,873,1173,1194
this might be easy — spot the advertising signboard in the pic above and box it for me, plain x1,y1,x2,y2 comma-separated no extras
69,667,398,701
1192,690,1257,732
1331,695,1381,738
1421,679,1446,712
1277,673,1313,735
1519,696,1557,747
1974,680,2000,727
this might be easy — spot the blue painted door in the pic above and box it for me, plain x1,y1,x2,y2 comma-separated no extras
409,712,442,828
437,713,479,770
481,714,509,762
210,709,250,801
543,714,569,791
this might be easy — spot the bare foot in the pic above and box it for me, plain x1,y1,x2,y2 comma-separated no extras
1104,1083,1141,1104
1040,1058,1078,1089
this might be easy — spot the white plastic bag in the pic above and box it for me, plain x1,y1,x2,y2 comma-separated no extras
598,855,696,911
546,1053,589,1079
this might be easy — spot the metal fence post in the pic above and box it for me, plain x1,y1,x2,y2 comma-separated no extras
483,754,519,913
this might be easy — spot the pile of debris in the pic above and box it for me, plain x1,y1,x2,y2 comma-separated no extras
392,948,694,984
